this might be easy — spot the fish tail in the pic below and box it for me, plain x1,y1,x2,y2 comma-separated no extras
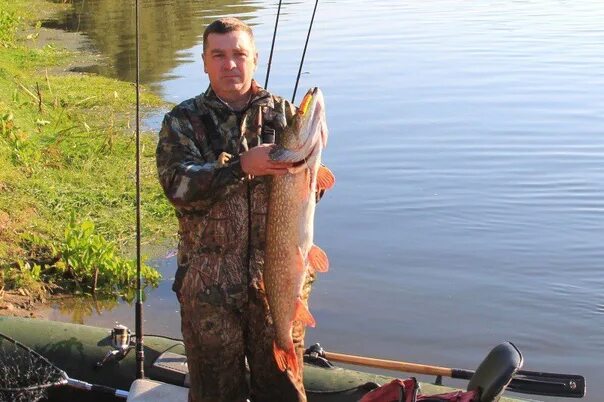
273,341,300,380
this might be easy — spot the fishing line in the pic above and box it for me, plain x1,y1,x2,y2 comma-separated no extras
292,0,319,103
134,0,145,380
264,0,283,89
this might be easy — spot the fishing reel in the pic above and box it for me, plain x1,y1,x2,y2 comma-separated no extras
95,324,134,368
303,343,335,368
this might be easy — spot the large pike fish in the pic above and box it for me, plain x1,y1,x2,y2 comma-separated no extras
264,87,335,381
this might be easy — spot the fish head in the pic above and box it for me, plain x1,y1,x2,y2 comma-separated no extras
271,87,328,163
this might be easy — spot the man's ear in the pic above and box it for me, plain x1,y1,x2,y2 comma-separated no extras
254,52,259,70
202,52,207,73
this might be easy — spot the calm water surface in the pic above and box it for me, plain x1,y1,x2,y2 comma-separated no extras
47,1,604,399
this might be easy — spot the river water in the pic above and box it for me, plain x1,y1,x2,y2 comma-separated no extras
45,1,603,400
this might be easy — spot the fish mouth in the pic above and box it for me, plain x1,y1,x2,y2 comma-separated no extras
291,91,323,166
269,87,325,164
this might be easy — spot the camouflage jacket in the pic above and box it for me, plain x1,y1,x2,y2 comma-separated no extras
156,80,296,308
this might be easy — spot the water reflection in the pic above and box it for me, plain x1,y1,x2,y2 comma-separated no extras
48,256,181,337
44,0,263,90
52,295,121,324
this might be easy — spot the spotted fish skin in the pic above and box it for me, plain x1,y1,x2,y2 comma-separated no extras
264,87,334,382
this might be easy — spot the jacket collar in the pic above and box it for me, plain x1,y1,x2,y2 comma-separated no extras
198,80,273,112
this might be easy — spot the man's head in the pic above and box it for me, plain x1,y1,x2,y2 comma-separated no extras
202,18,258,103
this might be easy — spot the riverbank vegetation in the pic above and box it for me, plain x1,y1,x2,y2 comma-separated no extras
0,0,175,300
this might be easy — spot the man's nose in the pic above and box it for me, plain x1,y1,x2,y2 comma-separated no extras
223,58,236,70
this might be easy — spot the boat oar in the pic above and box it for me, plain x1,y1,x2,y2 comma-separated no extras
308,346,585,398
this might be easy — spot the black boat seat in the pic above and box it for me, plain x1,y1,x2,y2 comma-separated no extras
467,342,523,402
150,351,191,386
127,379,188,402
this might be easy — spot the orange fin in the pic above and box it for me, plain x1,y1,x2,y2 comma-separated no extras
273,341,300,380
294,298,316,328
316,165,335,191
308,245,329,273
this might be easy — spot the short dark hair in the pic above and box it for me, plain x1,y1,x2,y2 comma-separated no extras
202,18,255,53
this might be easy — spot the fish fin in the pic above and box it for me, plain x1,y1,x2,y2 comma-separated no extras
308,245,329,273
273,341,300,380
296,247,305,273
316,165,335,191
294,298,316,328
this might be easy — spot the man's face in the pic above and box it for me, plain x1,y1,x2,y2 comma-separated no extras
202,30,258,100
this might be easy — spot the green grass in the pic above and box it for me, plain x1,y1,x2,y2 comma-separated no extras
0,0,23,46
0,0,176,295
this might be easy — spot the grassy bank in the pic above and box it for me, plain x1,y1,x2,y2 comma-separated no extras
0,0,175,298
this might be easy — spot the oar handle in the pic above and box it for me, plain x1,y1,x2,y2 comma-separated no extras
323,351,454,377
321,350,585,398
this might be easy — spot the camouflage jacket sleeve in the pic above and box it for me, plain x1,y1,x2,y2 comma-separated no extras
155,106,245,214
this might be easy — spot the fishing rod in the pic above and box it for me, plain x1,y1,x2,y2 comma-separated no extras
264,0,283,89
134,0,144,380
292,0,319,103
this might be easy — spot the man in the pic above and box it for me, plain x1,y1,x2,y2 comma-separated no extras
156,17,314,402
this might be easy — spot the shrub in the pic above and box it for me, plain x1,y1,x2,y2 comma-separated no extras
10,216,162,299
58,215,161,297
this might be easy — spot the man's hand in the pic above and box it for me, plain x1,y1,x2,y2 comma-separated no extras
240,144,293,176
